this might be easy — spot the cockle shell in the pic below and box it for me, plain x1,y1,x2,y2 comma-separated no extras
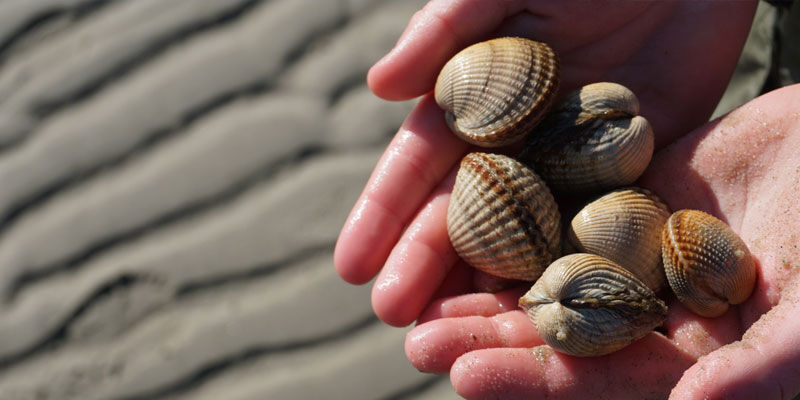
568,187,670,291
447,152,561,281
518,82,654,193
434,37,560,147
519,253,667,357
661,209,757,318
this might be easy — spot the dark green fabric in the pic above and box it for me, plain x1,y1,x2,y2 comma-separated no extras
713,1,777,118
775,0,800,86
713,0,799,118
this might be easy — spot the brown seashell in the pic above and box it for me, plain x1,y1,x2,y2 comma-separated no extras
568,187,670,291
447,152,561,281
434,37,560,147
518,82,654,193
661,209,757,318
519,253,667,357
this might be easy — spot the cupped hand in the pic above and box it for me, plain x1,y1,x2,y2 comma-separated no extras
335,0,756,326
406,84,800,399
332,1,800,397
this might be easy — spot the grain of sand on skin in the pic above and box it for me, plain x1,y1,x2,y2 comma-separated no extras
672,321,718,358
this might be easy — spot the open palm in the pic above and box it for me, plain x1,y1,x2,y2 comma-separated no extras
331,0,800,398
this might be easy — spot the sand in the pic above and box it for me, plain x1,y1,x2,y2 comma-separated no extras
0,0,459,399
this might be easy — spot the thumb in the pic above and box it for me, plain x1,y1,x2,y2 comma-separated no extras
367,0,524,100
670,275,800,400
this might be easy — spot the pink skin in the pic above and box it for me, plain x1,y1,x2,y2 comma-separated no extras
334,0,800,398
417,288,526,325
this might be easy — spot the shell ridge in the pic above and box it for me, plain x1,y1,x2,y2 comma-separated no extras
483,156,548,254
434,37,559,146
448,153,561,280
662,209,756,317
519,83,653,193
521,254,667,356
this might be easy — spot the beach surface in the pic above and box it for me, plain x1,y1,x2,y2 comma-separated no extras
0,1,461,399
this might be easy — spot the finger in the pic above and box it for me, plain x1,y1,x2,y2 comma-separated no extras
367,0,526,100
371,168,458,326
670,275,800,400
451,335,695,400
334,95,468,284
428,260,475,302
418,288,526,324
490,5,654,52
405,310,540,373
472,270,524,294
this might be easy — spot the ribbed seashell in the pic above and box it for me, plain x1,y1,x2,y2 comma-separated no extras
434,37,559,147
661,209,757,318
447,152,561,281
518,82,654,193
519,253,667,357
568,187,670,291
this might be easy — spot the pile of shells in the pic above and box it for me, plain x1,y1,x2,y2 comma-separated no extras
437,37,757,357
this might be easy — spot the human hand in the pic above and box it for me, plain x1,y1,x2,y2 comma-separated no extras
335,0,756,327
406,85,800,399
336,3,800,398
403,84,800,399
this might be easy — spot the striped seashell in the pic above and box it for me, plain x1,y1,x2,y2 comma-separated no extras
662,209,757,317
518,82,654,193
447,152,561,281
568,187,670,291
434,37,560,147
519,253,667,357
